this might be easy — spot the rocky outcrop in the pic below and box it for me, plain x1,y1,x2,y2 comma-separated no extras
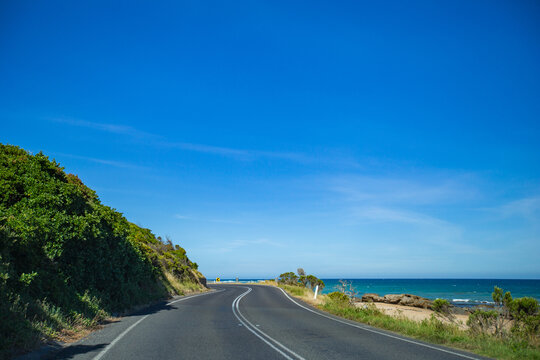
382,294,402,304
361,293,432,309
361,293,384,302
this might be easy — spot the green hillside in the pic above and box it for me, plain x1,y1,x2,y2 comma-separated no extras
0,144,206,358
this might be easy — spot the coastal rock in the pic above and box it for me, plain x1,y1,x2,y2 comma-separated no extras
382,294,403,304
384,294,432,309
399,294,432,309
362,293,384,302
360,293,432,309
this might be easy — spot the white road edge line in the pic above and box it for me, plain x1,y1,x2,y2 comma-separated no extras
93,315,148,360
235,288,306,360
93,289,224,360
231,287,306,360
276,287,480,360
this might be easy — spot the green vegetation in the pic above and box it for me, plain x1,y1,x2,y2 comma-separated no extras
327,291,350,305
466,286,540,342
281,284,309,297
277,278,539,359
278,269,324,292
0,144,206,358
336,279,357,301
432,298,451,313
278,271,298,285
322,298,537,359
432,298,456,323
317,285,540,359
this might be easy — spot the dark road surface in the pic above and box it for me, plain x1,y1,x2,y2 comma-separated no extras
50,285,489,360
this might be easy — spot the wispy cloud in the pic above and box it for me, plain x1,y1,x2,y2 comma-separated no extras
485,196,540,221
352,206,447,226
50,117,160,140
50,117,359,166
164,142,249,158
351,206,482,254
214,238,285,253
50,152,149,170
174,214,243,224
174,214,194,220
317,172,483,254
328,174,478,206
160,141,321,163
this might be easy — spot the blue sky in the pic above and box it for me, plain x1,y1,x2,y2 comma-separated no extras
1,0,539,279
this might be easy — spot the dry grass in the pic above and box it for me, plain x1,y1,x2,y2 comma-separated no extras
163,271,208,295
52,317,121,344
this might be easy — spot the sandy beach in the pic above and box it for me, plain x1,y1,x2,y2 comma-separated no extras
357,302,470,329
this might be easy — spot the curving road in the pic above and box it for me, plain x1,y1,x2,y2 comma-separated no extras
50,284,489,360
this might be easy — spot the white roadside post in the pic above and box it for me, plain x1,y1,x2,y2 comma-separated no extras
313,285,319,300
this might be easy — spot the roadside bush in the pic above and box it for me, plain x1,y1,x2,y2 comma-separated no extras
432,298,456,323
327,291,350,306
466,286,540,350
336,279,358,303
467,309,498,335
510,297,540,339
432,299,451,313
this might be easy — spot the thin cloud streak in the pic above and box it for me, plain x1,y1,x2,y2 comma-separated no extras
174,214,243,224
50,152,149,170
50,117,160,139
485,196,540,220
51,117,360,166
213,238,285,253
163,141,249,157
351,206,482,254
352,206,448,226
328,174,478,205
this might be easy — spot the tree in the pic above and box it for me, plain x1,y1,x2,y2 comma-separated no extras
337,279,358,303
316,279,325,292
278,272,298,285
432,298,455,323
306,275,318,289
297,268,307,286
492,286,512,337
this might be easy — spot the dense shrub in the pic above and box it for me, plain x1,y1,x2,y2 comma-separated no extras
510,297,540,339
467,309,498,335
432,299,451,313
327,291,350,305
0,144,205,358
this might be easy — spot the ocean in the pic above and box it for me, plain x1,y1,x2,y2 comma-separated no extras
221,278,540,306
320,279,540,306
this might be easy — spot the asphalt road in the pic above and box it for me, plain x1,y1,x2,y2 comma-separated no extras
49,284,489,360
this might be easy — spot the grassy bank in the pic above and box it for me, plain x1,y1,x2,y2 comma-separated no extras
278,284,540,360
0,144,207,359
